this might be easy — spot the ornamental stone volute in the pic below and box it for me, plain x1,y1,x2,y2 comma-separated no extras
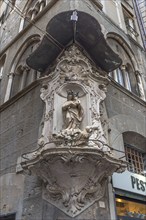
18,45,127,217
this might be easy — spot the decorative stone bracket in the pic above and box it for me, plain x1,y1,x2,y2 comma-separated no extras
20,146,127,217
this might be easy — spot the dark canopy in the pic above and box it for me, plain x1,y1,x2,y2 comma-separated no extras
26,11,122,72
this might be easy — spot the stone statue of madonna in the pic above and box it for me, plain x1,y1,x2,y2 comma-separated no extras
62,90,84,130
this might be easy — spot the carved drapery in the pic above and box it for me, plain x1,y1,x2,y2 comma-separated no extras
18,45,127,217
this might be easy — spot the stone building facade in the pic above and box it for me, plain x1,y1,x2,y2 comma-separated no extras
133,0,146,48
0,1,146,220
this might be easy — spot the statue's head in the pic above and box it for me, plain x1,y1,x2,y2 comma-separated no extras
67,90,74,100
67,90,79,100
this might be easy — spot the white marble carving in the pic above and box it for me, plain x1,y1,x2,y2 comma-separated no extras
20,147,127,217
19,45,127,217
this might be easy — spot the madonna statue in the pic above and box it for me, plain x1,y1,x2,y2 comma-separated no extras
62,90,84,130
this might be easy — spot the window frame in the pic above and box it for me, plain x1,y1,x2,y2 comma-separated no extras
23,0,46,29
124,143,145,176
0,213,16,220
122,4,139,38
0,54,6,80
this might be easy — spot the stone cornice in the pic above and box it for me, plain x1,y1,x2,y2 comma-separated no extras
109,78,146,107
0,80,40,112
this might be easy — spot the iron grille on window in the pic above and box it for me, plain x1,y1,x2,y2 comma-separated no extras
125,143,144,175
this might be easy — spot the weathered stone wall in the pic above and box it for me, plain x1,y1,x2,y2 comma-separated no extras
105,82,146,158
106,83,146,126
0,85,43,176
0,85,44,219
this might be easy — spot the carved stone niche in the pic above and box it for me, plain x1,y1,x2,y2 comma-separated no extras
53,83,90,134
19,45,127,218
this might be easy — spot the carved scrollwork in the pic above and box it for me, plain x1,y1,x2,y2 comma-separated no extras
54,45,92,85
42,154,107,216
19,44,127,217
20,147,127,217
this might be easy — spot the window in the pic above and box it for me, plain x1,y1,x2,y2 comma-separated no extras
125,143,145,175
0,54,6,80
107,37,141,97
114,68,125,86
0,213,16,220
11,64,35,96
115,196,146,220
0,1,8,26
122,5,138,39
9,37,40,98
124,66,132,91
0,0,16,26
22,0,46,29
4,36,40,102
109,64,139,96
126,63,139,95
112,63,139,96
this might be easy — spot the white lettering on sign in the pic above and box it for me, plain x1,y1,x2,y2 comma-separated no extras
112,170,146,196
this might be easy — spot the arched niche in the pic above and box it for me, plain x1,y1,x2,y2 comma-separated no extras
123,131,146,152
106,32,139,71
53,82,90,134
9,35,41,98
108,114,146,158
106,33,141,96
10,35,41,73
19,0,46,30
